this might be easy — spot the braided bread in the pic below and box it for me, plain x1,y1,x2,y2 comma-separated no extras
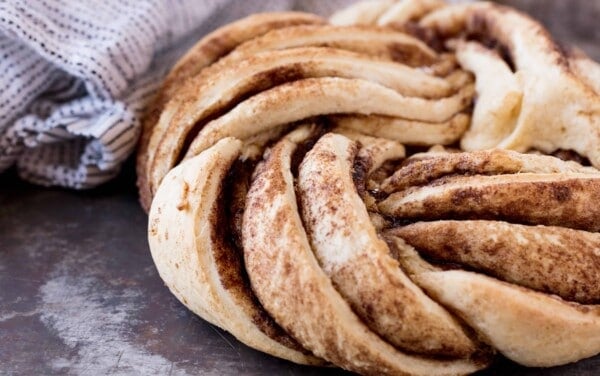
139,1,600,374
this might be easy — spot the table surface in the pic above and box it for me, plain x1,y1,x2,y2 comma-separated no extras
2,169,600,376
3,2,600,375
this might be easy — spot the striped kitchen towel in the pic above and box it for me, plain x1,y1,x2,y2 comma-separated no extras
0,0,355,189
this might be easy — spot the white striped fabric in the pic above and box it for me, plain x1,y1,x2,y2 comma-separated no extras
0,0,356,188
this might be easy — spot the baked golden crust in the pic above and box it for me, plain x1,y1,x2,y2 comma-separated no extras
422,2,600,167
137,12,325,211
379,173,600,230
139,43,464,209
141,1,600,374
379,148,600,366
144,48,471,202
229,24,439,66
413,270,600,367
388,220,600,303
381,148,599,193
148,136,323,365
298,133,479,357
243,132,488,375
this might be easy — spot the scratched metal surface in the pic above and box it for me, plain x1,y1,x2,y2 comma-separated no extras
2,1,600,375
1,164,600,376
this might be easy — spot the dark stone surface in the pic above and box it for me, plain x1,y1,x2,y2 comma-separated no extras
2,164,600,375
0,164,347,375
2,1,600,375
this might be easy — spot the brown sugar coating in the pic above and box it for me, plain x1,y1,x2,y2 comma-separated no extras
143,1,600,375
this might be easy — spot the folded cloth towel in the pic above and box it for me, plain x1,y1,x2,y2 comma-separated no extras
0,0,355,188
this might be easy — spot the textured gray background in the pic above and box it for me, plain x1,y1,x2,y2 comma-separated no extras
2,1,600,375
